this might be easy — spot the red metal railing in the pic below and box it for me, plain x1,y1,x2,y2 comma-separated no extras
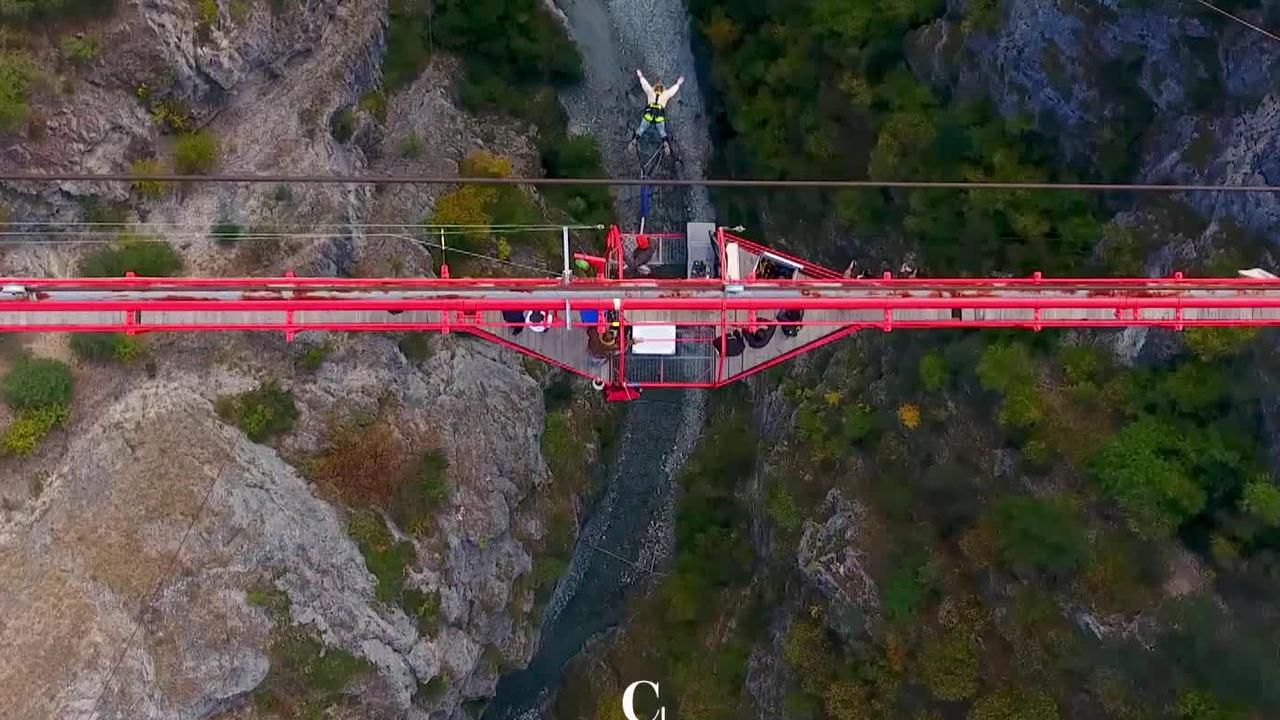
5,221,1280,394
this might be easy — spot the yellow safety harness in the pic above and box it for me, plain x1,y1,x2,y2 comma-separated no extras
643,101,665,124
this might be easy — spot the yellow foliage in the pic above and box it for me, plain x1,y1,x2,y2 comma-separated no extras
704,8,741,52
898,403,921,430
431,186,498,241
838,73,873,109
459,149,512,178
592,692,625,720
823,390,842,407
131,158,167,199
823,679,871,720
3,404,68,456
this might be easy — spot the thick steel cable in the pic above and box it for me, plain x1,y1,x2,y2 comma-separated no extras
1191,0,1280,43
1,172,1279,192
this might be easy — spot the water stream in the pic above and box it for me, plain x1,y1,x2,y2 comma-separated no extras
482,0,714,716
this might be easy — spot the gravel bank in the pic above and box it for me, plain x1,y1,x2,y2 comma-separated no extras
554,0,715,227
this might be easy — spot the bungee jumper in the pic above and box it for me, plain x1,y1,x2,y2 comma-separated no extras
629,70,684,154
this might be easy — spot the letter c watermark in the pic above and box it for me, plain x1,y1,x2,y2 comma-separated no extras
622,680,666,720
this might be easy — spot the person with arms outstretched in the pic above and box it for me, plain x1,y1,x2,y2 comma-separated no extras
630,70,684,151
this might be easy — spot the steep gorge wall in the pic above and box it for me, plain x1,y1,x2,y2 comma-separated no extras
0,2,569,719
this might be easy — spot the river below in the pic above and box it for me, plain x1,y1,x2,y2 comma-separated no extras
482,0,715,716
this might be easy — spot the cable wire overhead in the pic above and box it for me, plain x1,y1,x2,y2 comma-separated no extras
1190,0,1280,43
1,171,1279,192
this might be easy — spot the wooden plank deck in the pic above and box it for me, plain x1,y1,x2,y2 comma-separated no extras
478,310,610,381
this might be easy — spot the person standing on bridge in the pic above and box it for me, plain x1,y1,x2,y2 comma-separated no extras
629,70,684,153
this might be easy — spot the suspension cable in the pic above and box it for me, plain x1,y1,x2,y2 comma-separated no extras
2,172,1280,192
1190,0,1280,43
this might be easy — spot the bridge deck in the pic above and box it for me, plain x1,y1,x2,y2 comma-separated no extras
4,275,1280,388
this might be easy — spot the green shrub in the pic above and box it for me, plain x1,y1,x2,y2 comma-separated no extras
764,482,804,531
60,34,102,65
402,587,441,635
70,333,144,363
383,0,433,91
919,350,948,392
252,586,372,716
1081,534,1158,615
418,673,448,702
1183,327,1258,362
79,196,129,225
0,52,37,134
782,618,834,691
385,0,581,95
1091,418,1207,538
528,555,566,598
0,0,115,20
348,508,439,633
398,333,432,362
69,333,115,361
173,130,219,173
210,220,242,244
881,548,934,624
331,108,356,143
398,132,422,159
359,89,387,123
295,343,331,373
2,357,73,411
1059,345,1106,386
195,0,217,33
977,342,1037,394
269,184,293,203
150,97,193,132
390,450,451,534
80,238,183,277
130,158,167,199
2,404,68,455
920,627,980,701
215,380,298,442
1242,480,1280,526
983,494,1088,579
969,686,1060,720
541,134,611,224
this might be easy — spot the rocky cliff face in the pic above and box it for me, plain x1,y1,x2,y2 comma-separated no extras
0,333,551,720
911,0,1280,241
0,1,564,719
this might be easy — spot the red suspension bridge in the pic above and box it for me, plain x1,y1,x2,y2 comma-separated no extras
1,222,1278,401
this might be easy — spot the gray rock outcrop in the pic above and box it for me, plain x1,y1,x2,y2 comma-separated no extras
797,488,880,643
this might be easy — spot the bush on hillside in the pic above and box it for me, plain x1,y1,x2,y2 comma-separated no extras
983,494,1089,580
390,450,451,535
80,238,183,277
0,52,37,134
0,0,113,19
541,134,611,224
211,220,243,244
60,34,102,65
920,627,980,701
2,357,73,411
3,404,68,455
398,333,432,362
173,130,219,173
216,381,298,442
70,333,144,363
330,108,356,143
130,158,167,199
1091,418,1208,539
